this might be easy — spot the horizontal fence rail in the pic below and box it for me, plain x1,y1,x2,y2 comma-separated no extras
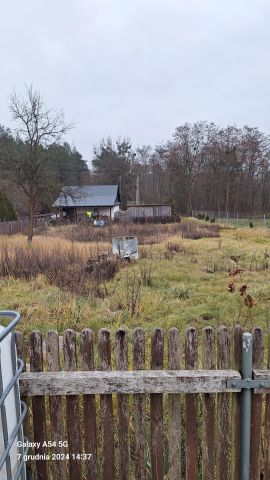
14,325,270,480
19,369,241,396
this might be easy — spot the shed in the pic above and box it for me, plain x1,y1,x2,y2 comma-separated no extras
115,203,173,222
125,204,172,218
53,185,121,221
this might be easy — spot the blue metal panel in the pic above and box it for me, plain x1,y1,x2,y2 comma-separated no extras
53,184,120,207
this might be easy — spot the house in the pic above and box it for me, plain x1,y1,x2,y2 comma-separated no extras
53,185,121,221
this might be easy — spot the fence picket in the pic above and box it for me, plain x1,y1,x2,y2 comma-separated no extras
80,329,99,480
98,329,115,480
30,331,48,480
13,325,270,479
46,330,67,480
264,328,270,479
133,328,147,480
115,329,130,480
63,329,81,480
232,325,243,480
250,327,264,480
217,326,230,480
202,326,216,480
151,328,164,480
168,327,181,480
15,332,32,477
185,327,199,480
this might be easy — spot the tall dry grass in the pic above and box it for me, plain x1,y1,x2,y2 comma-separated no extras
47,219,220,245
0,236,117,296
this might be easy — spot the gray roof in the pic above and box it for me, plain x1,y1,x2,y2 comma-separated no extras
53,185,121,208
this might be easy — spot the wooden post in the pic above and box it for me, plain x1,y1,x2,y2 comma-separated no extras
30,331,48,480
250,327,264,480
151,328,164,480
168,328,181,479
115,329,130,480
217,326,230,480
133,328,147,480
80,329,99,480
46,330,67,480
202,327,216,480
232,325,243,480
98,329,115,480
264,328,270,478
15,332,32,477
185,327,199,480
63,329,81,480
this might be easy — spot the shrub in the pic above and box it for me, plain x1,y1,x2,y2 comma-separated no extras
0,192,17,221
180,222,220,240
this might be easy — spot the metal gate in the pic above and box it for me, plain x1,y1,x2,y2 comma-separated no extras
0,311,28,480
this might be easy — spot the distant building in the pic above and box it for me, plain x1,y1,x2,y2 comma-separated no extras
126,204,172,217
53,185,121,221
115,203,173,222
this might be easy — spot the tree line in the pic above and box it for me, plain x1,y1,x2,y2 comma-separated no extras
1,86,270,240
91,122,270,216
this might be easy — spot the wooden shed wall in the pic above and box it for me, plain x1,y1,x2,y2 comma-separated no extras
126,205,172,218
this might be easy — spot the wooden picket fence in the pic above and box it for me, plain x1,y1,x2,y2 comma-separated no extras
0,214,51,235
15,325,269,480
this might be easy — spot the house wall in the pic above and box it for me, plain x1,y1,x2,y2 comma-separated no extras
75,205,120,221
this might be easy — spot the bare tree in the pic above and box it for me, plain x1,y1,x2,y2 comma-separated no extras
6,85,72,241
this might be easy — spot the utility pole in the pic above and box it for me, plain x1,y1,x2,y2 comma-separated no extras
135,174,140,205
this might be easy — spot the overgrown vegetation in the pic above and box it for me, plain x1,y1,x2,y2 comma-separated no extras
1,221,270,334
0,241,118,296
48,219,219,245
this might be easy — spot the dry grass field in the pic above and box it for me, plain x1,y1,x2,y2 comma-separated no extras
0,219,270,335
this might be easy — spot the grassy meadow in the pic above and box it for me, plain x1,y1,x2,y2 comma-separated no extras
0,219,270,336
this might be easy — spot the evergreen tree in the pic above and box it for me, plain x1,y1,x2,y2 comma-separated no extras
0,192,17,221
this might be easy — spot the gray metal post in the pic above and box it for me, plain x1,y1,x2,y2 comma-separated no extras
240,332,253,480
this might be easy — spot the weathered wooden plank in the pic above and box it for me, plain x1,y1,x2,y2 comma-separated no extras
80,329,99,480
250,327,264,480
232,325,243,480
115,329,130,480
202,327,216,480
15,332,32,478
29,331,48,480
253,369,270,378
217,326,230,480
133,328,147,480
185,327,199,480
63,329,81,480
151,328,164,480
98,329,115,480
19,369,241,396
168,328,181,480
46,330,67,480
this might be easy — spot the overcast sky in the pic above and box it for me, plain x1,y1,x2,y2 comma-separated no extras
1,0,270,164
